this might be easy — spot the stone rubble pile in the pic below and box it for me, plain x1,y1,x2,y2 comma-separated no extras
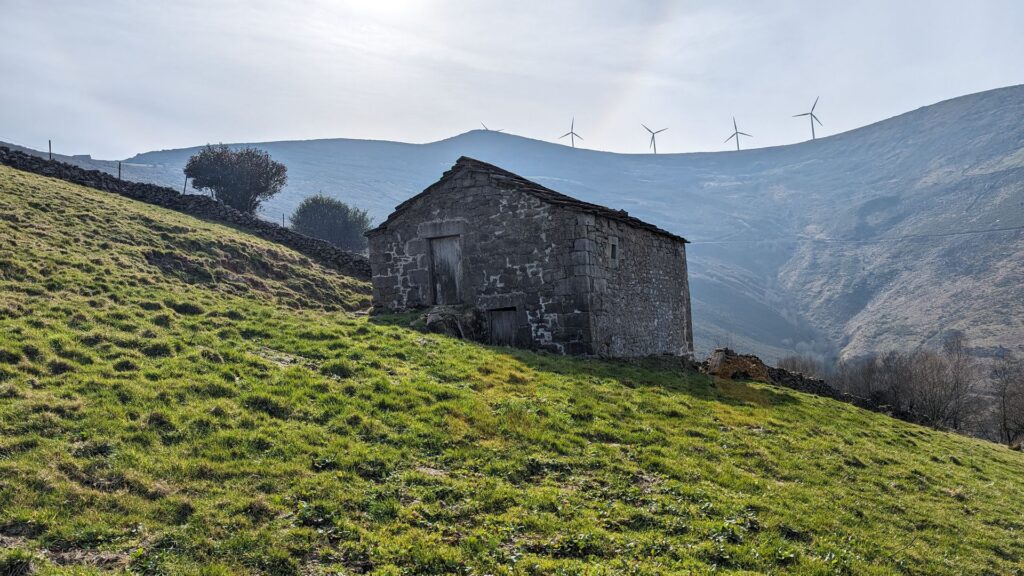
704,347,924,423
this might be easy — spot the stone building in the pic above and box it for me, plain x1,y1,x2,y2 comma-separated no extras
367,157,693,358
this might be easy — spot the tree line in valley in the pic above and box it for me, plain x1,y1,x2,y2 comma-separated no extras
779,332,1024,448
183,144,371,252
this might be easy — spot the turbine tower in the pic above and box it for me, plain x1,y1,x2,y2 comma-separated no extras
793,96,823,140
724,117,752,151
480,122,504,133
642,124,668,154
560,117,583,148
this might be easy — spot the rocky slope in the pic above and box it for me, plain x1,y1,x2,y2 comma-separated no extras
6,85,1024,360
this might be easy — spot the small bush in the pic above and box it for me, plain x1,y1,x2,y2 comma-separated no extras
289,194,371,252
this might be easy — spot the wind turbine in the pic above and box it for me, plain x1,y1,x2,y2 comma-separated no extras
793,96,823,140
724,117,751,151
560,117,583,148
642,124,668,154
480,122,504,133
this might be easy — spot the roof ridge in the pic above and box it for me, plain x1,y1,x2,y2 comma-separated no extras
370,157,687,243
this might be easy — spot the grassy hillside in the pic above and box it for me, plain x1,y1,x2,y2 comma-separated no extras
1,164,1023,575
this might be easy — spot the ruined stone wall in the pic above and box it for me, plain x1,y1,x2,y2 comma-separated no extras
585,214,693,357
0,147,371,279
368,167,594,354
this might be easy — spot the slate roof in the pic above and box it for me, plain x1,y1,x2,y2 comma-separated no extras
369,156,688,243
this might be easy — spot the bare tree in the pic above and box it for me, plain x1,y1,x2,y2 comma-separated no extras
907,349,952,426
992,356,1024,447
777,355,825,378
877,350,913,411
941,332,979,430
825,335,981,433
833,355,879,400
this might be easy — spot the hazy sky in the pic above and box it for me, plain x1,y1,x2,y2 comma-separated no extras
2,0,1022,159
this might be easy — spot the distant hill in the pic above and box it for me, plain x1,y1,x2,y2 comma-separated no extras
2,165,1024,574
6,85,1024,361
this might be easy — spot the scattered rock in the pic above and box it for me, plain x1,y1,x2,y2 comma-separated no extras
706,348,772,383
423,306,485,341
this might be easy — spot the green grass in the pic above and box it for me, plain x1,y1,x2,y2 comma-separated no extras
1,164,1023,575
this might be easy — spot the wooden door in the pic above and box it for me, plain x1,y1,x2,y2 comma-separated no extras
429,236,462,305
488,309,518,346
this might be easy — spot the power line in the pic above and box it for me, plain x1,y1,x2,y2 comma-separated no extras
688,223,1024,246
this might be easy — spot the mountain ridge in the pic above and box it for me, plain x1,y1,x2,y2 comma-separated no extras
4,84,1023,361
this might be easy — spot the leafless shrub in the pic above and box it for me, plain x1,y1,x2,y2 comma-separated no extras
776,355,826,379
827,333,982,433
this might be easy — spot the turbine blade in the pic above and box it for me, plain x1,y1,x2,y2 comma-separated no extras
813,114,823,126
733,117,738,131
560,132,571,139
812,96,819,112
575,133,583,141
739,132,752,137
642,123,652,133
725,133,736,143
655,128,667,134
481,122,487,130
794,113,810,117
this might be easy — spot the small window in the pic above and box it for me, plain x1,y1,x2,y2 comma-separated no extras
608,236,620,268
610,243,618,260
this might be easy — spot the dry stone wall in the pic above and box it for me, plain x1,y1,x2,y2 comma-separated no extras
0,146,371,279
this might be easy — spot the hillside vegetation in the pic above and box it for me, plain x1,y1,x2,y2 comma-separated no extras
18,85,1024,361
1,165,1024,575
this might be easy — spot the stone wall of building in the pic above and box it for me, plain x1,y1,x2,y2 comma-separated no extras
0,146,371,279
368,161,694,357
585,215,694,357
368,165,597,354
